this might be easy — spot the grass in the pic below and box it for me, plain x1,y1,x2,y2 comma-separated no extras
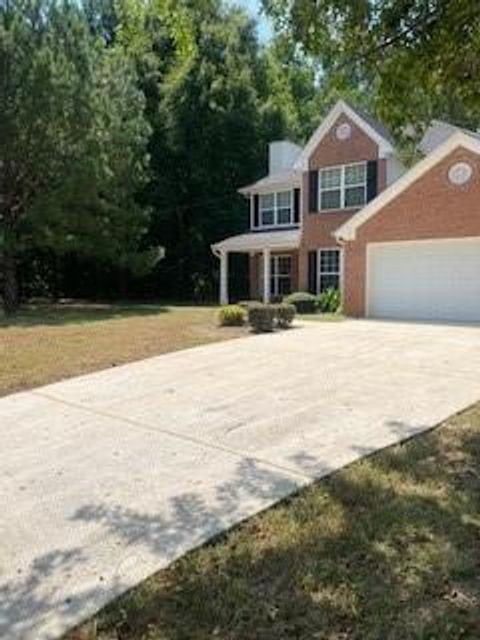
0,303,246,396
84,403,480,640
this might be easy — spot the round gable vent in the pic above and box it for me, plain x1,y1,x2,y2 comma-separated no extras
336,122,352,141
448,161,473,186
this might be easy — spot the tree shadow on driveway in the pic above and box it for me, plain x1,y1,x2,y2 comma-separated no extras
2,413,480,640
0,459,302,640
87,413,480,640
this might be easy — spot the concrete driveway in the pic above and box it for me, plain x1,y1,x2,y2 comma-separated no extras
1,320,480,639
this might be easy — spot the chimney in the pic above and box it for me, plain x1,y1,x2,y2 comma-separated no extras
268,141,302,175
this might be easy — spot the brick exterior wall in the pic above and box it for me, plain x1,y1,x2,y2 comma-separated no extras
308,114,379,170
343,147,480,316
298,114,386,290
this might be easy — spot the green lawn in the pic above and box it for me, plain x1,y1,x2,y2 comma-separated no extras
0,303,246,396
81,403,480,640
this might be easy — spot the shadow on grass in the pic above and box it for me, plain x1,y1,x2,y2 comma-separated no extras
0,459,301,640
2,413,479,640
91,414,480,640
0,303,171,328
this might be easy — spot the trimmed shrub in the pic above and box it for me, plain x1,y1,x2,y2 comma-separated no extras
284,291,317,314
248,304,276,332
237,300,260,310
274,303,296,328
317,288,341,313
218,305,246,326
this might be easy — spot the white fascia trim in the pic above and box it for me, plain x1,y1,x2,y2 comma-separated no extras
211,231,301,254
211,241,300,253
335,132,480,242
366,236,480,248
294,100,395,172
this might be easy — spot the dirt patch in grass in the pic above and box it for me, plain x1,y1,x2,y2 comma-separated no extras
89,403,480,640
1,304,246,396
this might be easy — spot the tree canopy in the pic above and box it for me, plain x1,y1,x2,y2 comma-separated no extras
0,0,156,313
1,0,322,309
262,0,480,137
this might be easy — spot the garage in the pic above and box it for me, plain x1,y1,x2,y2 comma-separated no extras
367,238,480,322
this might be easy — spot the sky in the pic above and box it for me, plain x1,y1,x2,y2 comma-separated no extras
226,0,273,42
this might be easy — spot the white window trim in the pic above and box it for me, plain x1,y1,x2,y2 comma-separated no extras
319,161,367,212
317,247,342,294
270,254,292,296
255,190,295,229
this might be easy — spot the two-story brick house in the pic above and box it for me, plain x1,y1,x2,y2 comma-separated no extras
212,100,480,322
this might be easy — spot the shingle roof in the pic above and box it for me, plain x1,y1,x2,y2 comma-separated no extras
238,170,302,195
420,119,480,155
212,228,301,252
345,101,395,145
434,119,480,140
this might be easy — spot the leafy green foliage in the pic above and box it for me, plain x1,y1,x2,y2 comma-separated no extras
248,303,276,332
218,305,246,326
262,0,480,138
284,291,317,314
317,288,341,314
129,1,322,300
0,0,323,308
273,302,296,328
0,0,154,312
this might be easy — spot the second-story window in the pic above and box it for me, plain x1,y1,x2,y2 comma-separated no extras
258,190,292,227
259,193,275,226
319,162,366,211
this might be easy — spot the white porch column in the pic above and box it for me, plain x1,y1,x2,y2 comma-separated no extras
262,247,271,303
220,250,228,305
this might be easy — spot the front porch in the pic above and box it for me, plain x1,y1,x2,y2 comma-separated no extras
211,229,301,304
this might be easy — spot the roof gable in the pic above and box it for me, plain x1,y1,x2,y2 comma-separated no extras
346,101,395,145
335,132,480,241
294,100,395,171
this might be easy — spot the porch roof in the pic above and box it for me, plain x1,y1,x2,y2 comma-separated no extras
212,228,301,253
238,170,302,195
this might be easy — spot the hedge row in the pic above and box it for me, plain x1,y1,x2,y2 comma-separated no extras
218,302,296,332
284,289,341,314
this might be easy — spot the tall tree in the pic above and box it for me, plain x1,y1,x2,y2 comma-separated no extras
261,0,480,137
0,0,153,314
136,1,320,300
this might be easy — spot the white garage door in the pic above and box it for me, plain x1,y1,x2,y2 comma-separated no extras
367,238,480,322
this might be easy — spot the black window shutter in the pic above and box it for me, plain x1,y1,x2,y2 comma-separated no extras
367,160,378,202
293,188,300,223
308,251,318,294
253,194,259,227
308,170,318,213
